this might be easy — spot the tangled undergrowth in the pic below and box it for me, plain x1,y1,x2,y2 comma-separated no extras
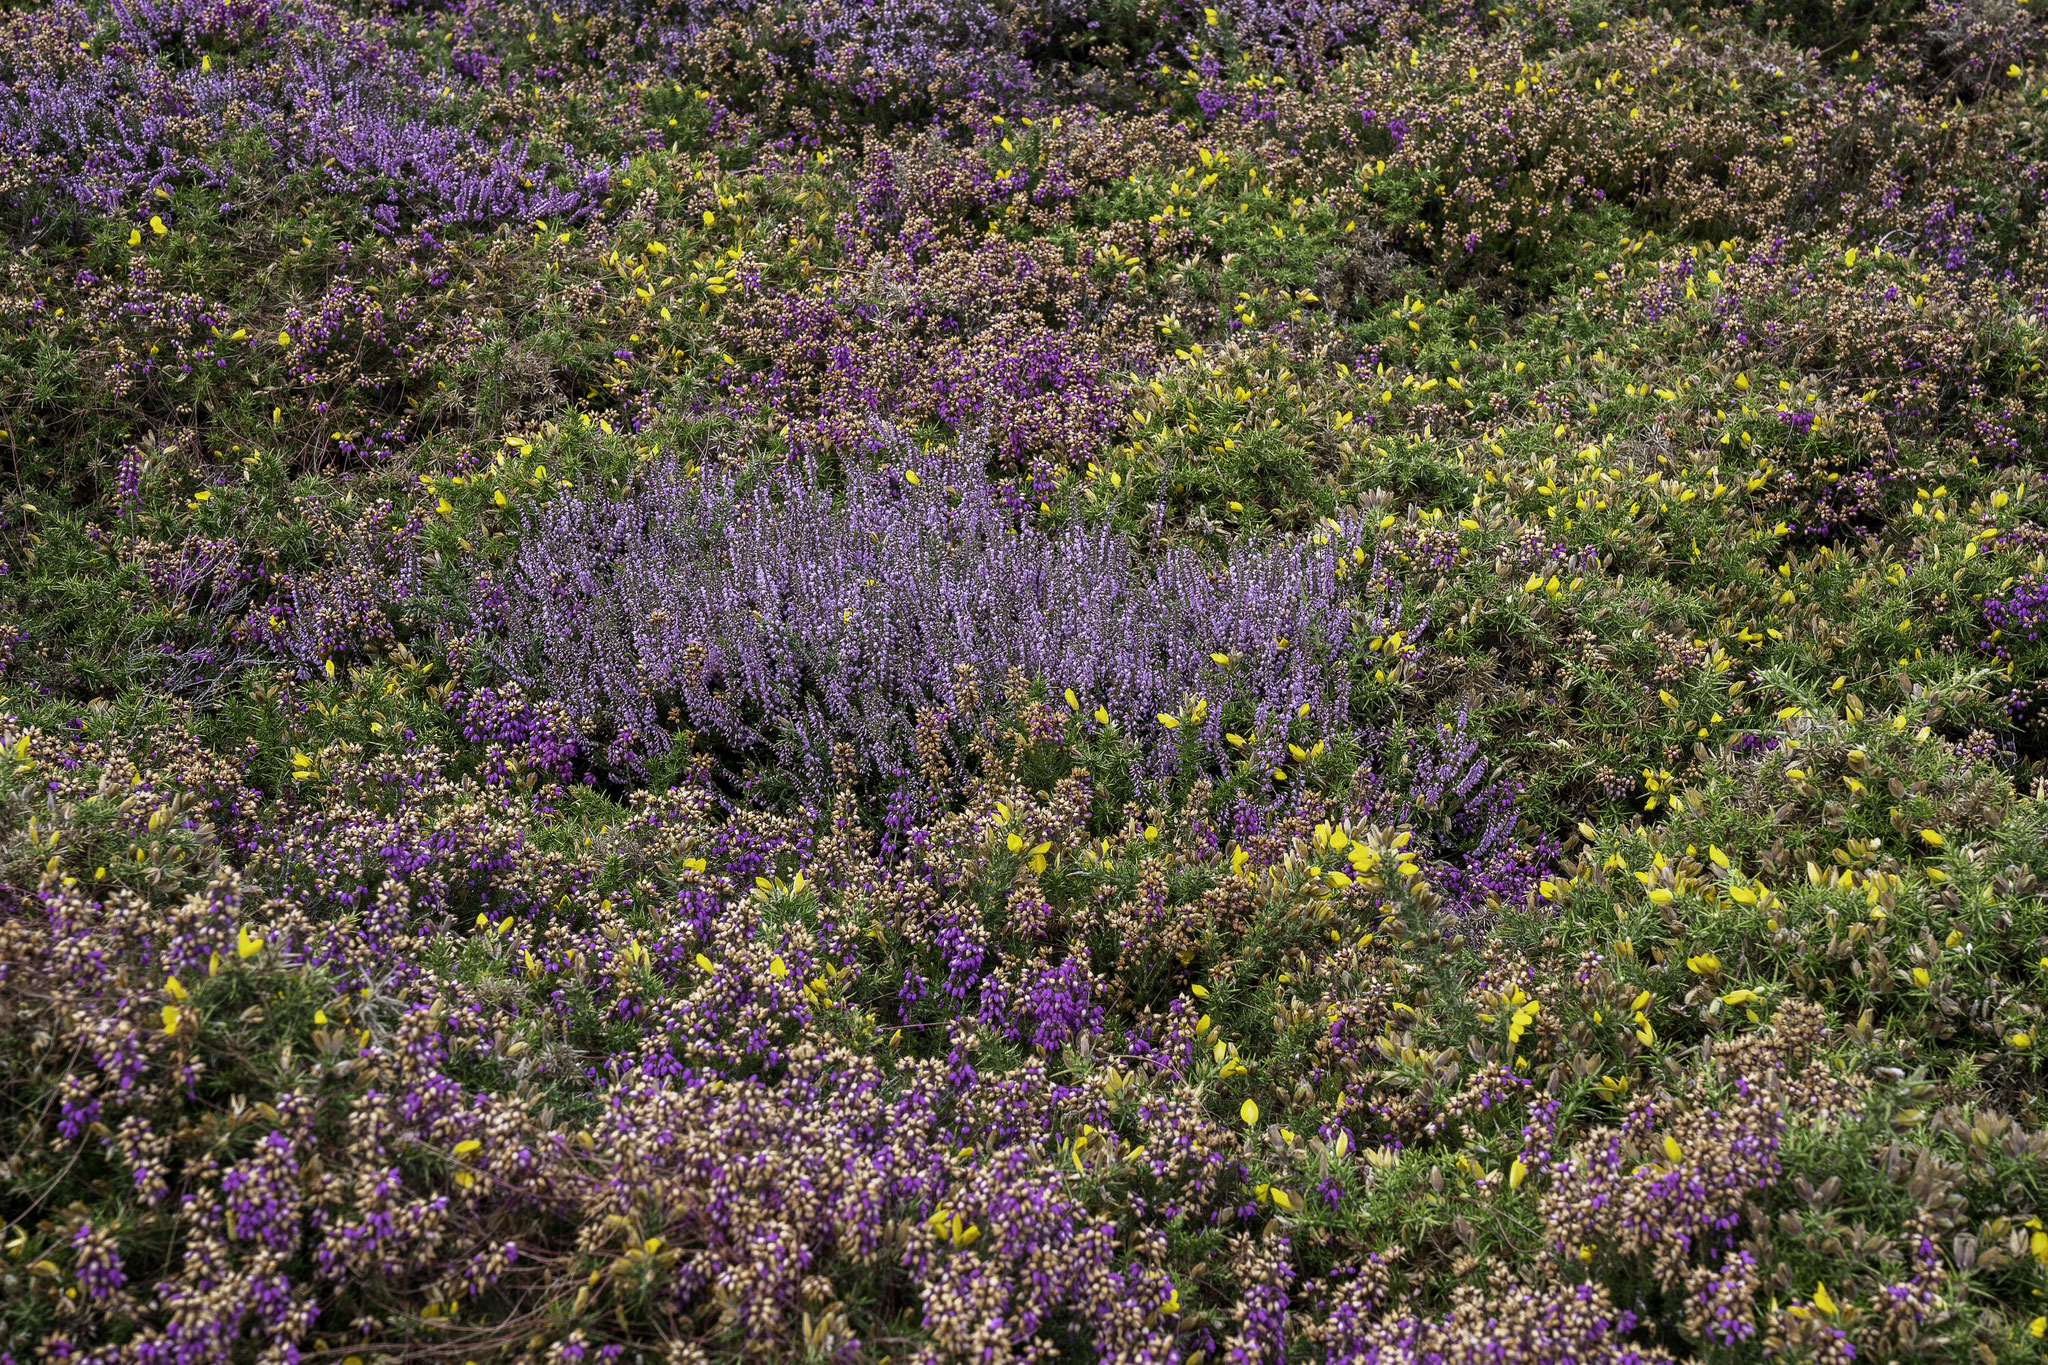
5,0,2048,1359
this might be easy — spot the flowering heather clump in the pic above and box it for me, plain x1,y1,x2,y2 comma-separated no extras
0,0,619,228
714,233,1146,466
11,0,2048,1356
489,432,1414,798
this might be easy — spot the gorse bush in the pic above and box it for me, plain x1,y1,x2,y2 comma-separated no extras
6,0,2048,1358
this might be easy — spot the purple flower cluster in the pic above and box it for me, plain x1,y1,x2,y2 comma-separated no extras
715,229,1141,469
1985,576,2048,644
454,680,583,785
977,951,1102,1051
244,498,428,671
1321,1279,1668,1365
799,0,1048,109
0,0,617,229
489,432,1414,802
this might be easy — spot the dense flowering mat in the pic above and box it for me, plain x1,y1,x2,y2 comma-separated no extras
5,0,2048,1359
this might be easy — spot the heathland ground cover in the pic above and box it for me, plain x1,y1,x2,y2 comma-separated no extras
5,0,2048,1358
